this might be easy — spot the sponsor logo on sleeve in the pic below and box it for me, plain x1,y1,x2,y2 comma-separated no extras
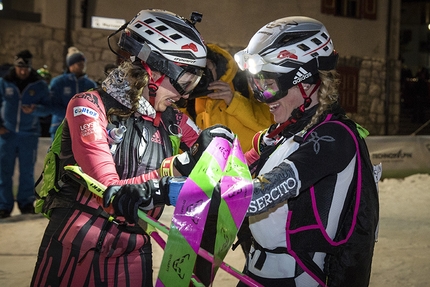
73,106,99,118
79,120,103,143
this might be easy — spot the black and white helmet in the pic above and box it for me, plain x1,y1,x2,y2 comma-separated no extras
118,9,207,95
235,16,338,103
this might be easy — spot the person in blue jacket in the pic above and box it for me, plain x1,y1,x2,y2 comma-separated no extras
0,49,51,218
49,46,97,140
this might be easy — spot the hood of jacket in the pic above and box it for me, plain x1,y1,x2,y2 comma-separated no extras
207,43,238,85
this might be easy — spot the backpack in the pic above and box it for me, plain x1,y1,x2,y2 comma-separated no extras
34,121,65,218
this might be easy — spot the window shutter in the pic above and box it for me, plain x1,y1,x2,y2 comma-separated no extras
321,0,336,15
338,66,359,113
362,0,377,20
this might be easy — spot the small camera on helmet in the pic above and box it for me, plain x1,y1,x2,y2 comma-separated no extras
190,12,203,25
188,66,214,99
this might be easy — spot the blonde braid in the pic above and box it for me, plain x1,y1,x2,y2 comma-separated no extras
303,69,340,132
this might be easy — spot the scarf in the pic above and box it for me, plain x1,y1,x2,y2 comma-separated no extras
102,67,156,118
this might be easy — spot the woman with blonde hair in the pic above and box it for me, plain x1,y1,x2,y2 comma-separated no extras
235,16,380,287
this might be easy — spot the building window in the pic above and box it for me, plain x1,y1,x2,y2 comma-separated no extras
321,0,377,20
337,66,359,113
0,0,40,22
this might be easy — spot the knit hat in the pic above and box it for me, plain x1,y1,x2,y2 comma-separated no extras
66,47,86,67
14,50,33,67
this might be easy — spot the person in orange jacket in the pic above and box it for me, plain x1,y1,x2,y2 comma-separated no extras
181,43,274,152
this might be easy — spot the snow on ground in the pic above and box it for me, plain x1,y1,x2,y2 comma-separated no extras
1,173,429,286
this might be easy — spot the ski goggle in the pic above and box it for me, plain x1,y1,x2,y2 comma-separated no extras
169,64,203,96
248,72,291,103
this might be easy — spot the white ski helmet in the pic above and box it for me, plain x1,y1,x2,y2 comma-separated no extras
118,9,207,95
235,16,338,103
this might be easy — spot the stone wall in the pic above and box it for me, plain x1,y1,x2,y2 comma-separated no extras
0,19,117,83
338,56,401,135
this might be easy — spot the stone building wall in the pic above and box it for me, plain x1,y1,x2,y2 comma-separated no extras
341,57,401,136
0,19,117,83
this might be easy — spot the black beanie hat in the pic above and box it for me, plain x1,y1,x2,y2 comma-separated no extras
14,50,33,67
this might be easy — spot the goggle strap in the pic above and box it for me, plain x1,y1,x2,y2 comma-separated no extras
153,112,162,127
267,117,296,139
267,81,320,139
141,60,165,90
140,61,164,127
298,80,320,102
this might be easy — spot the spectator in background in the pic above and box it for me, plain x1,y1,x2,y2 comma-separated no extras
182,43,273,152
0,49,51,218
37,65,52,137
49,46,97,140
0,63,13,78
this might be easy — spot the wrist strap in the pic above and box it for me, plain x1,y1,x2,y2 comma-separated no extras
252,129,267,155
159,156,177,177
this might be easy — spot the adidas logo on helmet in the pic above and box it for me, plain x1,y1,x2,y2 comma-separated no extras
293,67,312,85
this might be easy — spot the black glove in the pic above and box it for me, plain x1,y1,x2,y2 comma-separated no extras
173,124,235,176
103,177,185,223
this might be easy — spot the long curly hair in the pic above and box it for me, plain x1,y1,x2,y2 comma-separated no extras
303,69,340,131
106,60,149,120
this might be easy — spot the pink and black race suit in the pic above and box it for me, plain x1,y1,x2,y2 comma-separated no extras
31,89,200,287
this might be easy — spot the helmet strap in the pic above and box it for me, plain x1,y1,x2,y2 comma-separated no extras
267,80,320,139
141,61,165,127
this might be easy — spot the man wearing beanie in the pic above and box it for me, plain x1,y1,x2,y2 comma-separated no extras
49,46,97,140
0,49,51,218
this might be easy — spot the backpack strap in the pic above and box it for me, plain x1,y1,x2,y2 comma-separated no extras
286,114,362,287
251,239,289,270
50,190,147,235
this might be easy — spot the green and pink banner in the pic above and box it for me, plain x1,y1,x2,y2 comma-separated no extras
156,136,253,287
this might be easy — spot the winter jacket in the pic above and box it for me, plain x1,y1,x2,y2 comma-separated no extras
0,68,50,135
183,44,273,152
49,72,97,135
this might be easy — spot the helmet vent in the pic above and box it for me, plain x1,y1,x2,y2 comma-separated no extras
311,38,322,45
320,32,329,40
156,25,168,32
159,38,168,44
171,34,182,40
297,44,310,52
144,18,156,24
310,52,319,57
145,30,154,35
